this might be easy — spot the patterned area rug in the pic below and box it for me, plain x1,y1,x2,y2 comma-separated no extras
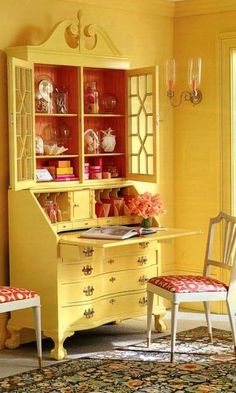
0,327,236,392
108,325,236,363
84,326,236,364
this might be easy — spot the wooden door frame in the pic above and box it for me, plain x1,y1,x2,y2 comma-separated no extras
218,33,236,214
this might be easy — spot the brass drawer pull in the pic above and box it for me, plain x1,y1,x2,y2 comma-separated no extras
83,308,95,318
109,299,116,305
139,297,147,306
109,276,116,283
138,275,148,285
83,247,94,257
139,241,149,249
83,285,94,296
137,256,147,265
82,265,93,275
108,258,114,264
74,203,80,208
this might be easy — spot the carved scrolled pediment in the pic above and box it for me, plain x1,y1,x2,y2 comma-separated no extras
38,10,121,57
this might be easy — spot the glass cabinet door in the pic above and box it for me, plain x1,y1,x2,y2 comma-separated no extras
8,58,35,190
126,67,158,183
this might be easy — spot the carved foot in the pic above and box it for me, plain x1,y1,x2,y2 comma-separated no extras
5,326,21,349
154,311,167,333
44,330,75,360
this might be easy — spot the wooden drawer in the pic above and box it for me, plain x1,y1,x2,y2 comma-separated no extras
105,239,159,258
59,243,98,262
97,216,120,226
60,291,151,330
73,218,97,230
59,259,103,278
103,250,157,273
57,222,73,232
60,264,157,304
59,249,157,280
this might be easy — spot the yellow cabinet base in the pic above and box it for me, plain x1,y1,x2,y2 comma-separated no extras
5,293,166,361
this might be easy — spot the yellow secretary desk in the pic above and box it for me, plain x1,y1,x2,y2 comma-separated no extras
6,12,197,360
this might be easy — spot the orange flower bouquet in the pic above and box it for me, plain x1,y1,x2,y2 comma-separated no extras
128,192,166,228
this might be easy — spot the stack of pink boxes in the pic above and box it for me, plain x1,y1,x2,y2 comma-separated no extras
55,160,78,181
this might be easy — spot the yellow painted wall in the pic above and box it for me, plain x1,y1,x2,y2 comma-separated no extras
174,10,236,279
0,0,174,285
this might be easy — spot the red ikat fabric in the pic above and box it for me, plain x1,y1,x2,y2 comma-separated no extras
0,286,38,303
148,275,228,293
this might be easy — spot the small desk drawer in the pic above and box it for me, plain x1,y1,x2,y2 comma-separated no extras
97,217,120,226
105,239,159,258
59,260,102,279
103,250,157,273
73,218,97,230
59,243,97,262
57,222,73,232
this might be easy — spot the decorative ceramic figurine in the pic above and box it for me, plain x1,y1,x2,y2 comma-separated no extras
84,128,100,154
35,135,44,155
101,128,116,152
44,144,68,155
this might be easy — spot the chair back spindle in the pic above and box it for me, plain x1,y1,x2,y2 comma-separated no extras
204,212,236,280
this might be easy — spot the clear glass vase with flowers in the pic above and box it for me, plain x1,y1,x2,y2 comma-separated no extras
127,192,166,229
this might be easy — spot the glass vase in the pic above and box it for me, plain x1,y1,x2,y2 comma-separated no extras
141,217,152,229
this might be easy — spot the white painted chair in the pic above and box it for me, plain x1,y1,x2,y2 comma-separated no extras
147,211,236,362
0,286,42,368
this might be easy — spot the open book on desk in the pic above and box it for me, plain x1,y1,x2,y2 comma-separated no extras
80,225,167,240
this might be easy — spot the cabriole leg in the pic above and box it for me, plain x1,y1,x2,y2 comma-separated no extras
154,310,167,333
44,330,74,360
5,324,21,349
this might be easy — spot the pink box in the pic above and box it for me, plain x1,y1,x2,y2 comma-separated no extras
84,163,90,173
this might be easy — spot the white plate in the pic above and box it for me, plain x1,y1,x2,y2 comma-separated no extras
39,79,54,102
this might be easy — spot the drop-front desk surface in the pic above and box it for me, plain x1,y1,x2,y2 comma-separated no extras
59,227,200,247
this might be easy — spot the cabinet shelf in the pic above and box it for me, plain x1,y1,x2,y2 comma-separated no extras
84,153,125,157
36,155,79,159
35,113,78,117
84,177,125,184
84,113,124,118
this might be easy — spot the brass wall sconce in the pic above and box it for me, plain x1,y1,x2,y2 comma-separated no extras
166,58,202,107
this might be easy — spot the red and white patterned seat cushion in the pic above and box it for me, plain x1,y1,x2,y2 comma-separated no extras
148,275,228,293
0,286,38,304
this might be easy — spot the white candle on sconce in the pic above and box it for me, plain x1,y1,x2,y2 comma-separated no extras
188,57,202,93
165,59,176,96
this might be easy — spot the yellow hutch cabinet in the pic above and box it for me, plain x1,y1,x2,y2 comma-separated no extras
5,12,194,360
